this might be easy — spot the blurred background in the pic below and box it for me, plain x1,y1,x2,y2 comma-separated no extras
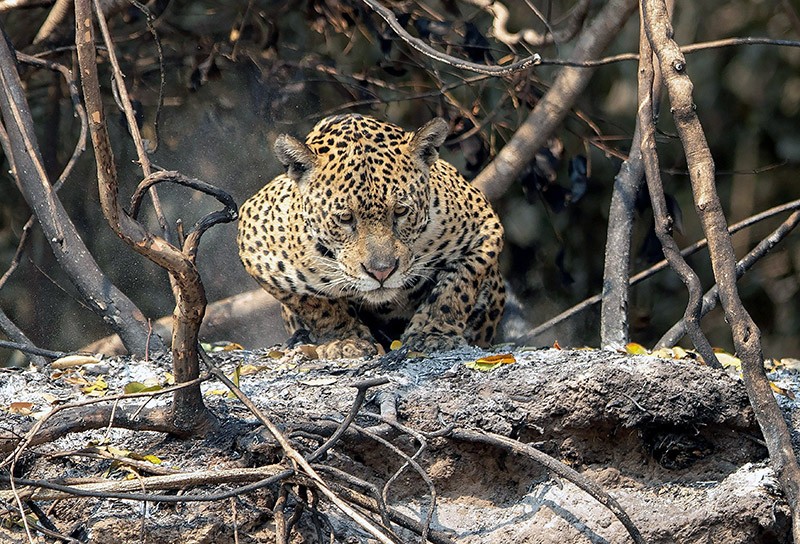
0,0,798,365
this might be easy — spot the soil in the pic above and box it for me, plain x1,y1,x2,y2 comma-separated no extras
0,346,796,543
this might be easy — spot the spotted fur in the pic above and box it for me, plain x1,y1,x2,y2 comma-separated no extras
237,114,505,358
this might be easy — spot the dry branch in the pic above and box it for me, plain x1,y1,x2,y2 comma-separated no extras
527,199,800,340
641,0,800,537
358,0,541,75
74,0,236,434
635,5,718,369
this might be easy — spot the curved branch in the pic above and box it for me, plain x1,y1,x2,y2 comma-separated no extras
358,0,541,75
635,3,719,368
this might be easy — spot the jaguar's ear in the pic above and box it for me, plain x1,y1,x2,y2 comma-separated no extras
410,118,449,167
274,134,316,186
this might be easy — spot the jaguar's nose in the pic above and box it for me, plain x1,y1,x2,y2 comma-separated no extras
363,259,399,284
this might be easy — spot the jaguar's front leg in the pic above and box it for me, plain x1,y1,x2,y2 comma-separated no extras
278,293,381,358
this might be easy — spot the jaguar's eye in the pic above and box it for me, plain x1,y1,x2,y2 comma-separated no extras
336,212,354,225
394,205,409,218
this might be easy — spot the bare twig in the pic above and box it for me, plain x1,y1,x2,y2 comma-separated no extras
642,0,800,537
0,340,66,359
358,0,541,75
0,465,285,502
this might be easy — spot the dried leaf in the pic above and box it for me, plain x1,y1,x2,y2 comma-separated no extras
475,353,516,365
713,350,742,371
296,345,319,359
299,377,338,386
124,381,163,394
8,402,34,415
238,364,262,376
465,353,516,372
268,350,286,359
776,358,800,371
51,354,101,369
81,376,108,396
553,340,562,350
770,381,795,399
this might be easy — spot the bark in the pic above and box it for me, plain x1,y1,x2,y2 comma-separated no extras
0,24,166,358
641,0,800,538
600,120,644,349
473,0,638,200
599,8,667,350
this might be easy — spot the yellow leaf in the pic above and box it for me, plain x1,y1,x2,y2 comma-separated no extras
465,354,515,372
672,346,689,359
163,372,175,385
390,340,403,351
475,353,516,365
465,360,502,372
81,376,108,395
141,454,162,465
106,445,130,457
770,381,796,399
625,342,649,355
268,350,285,359
238,364,261,376
713,351,741,371
207,388,228,396
51,354,102,369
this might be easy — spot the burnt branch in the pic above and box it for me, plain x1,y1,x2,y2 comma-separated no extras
527,198,800,340
358,0,541,75
642,0,800,537
201,350,397,544
599,10,659,350
74,0,235,434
